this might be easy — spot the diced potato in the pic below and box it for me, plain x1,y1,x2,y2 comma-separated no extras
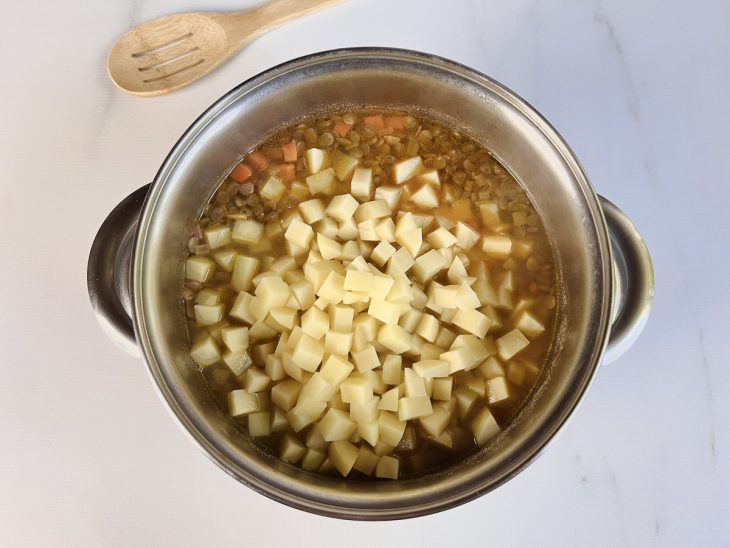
298,198,326,224
375,455,399,479
301,448,327,471
351,344,380,372
419,405,451,437
244,368,271,393
378,386,400,412
388,247,415,276
190,335,221,367
482,235,512,257
393,156,424,184
350,168,373,201
358,420,380,447
270,407,289,432
340,240,360,261
432,377,453,401
375,185,402,211
254,276,290,309
333,152,359,180
398,396,433,421
232,219,264,245
370,275,395,301
353,446,379,475
403,368,427,397
289,279,316,310
378,411,406,446
285,218,315,248
379,355,401,386
194,304,224,326
441,345,481,374
454,387,479,419
265,355,285,381
435,326,457,348
287,410,317,432
350,396,380,423
248,412,271,437
304,148,329,174
496,329,530,360
315,233,340,261
354,201,390,225
433,284,460,309
327,305,353,332
269,307,297,331
326,193,360,222
427,227,458,249
344,270,373,293
387,278,413,304
259,175,285,201
452,222,480,249
221,326,249,353
452,308,492,338
412,250,448,283
185,256,215,283
227,389,259,417
322,330,351,353
412,359,450,378
212,249,237,272
328,440,358,476
271,379,302,411
410,184,439,209
320,354,354,385
316,271,346,304
306,167,336,195
398,308,422,332
375,218,396,242
204,226,232,250
515,311,546,337
291,332,325,372
417,169,441,186
507,359,540,386
371,241,396,266
487,376,511,405
367,299,402,325
479,202,501,226
377,324,411,354
415,314,439,343
318,408,358,442
471,407,501,445
280,434,307,463
396,228,422,258
291,400,327,418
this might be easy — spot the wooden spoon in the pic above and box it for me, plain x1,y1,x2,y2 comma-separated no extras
108,0,344,97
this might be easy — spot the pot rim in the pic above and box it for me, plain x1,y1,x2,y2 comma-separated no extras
132,47,612,519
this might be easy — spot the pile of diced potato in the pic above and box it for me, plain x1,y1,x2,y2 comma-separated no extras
185,151,545,479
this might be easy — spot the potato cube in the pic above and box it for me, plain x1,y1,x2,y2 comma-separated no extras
370,275,395,301
271,379,302,412
414,314,439,343
478,202,501,225
487,376,511,405
315,271,345,304
440,346,480,374
398,308,422,332
227,389,259,417
358,420,380,447
398,396,432,421
289,280,315,311
378,387,400,412
350,396,380,423
326,193,360,222
396,228,422,258
291,332,325,372
482,235,512,257
471,407,500,445
351,344,380,372
243,368,271,393
410,184,439,209
395,212,417,235
259,175,285,202
212,249,237,272
326,305,352,332
515,311,546,338
304,147,329,174
265,355,285,381
412,359,450,378
333,152,359,180
371,241,396,266
375,455,399,479
298,198,326,223
285,218,314,248
227,292,254,325
433,284,460,309
319,408,358,442
246,412,271,437
301,449,327,471
479,356,504,380
388,247,415,277
452,308,492,338
378,411,406,446
194,304,224,326
403,367,427,397
507,359,540,386
185,256,215,283
353,446,379,475
497,329,530,360
190,336,221,367
344,270,373,293
254,276,289,309
381,355,403,385
204,226,232,250
231,219,262,245
419,405,451,437
427,227,458,249
320,354,354,386
315,233,340,261
221,326,249,353
387,278,413,304
353,313,379,342
367,299,402,325
270,307,298,331
374,185,402,211
306,167,336,195
328,440,359,476
452,222,480,249
431,377,453,401
417,169,441,186
325,331,353,355
355,200,391,223
291,399,327,418
280,434,307,463
350,168,373,201
412,250,448,283
377,324,411,354
393,156,424,184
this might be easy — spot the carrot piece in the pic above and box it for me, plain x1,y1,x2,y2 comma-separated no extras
278,163,296,183
363,115,385,129
230,163,252,182
247,150,269,170
333,121,352,137
384,116,405,130
282,141,298,162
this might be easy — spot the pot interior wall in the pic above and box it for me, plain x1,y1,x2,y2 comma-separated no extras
135,50,608,516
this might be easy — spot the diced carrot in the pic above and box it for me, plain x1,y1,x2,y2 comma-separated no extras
230,163,252,182
247,150,269,170
384,116,406,130
363,115,385,129
278,163,296,183
333,121,352,137
282,141,298,163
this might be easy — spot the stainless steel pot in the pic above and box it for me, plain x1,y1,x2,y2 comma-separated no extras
87,48,654,520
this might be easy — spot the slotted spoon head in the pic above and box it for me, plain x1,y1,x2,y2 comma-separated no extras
108,13,231,97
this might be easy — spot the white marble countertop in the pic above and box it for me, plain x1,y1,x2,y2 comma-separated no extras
1,0,728,545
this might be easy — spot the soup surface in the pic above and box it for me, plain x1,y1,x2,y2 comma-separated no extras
183,111,556,479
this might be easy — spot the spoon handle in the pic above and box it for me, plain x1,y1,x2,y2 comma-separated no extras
220,0,345,46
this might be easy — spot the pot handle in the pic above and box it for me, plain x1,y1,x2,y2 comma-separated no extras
598,196,655,363
87,185,151,358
